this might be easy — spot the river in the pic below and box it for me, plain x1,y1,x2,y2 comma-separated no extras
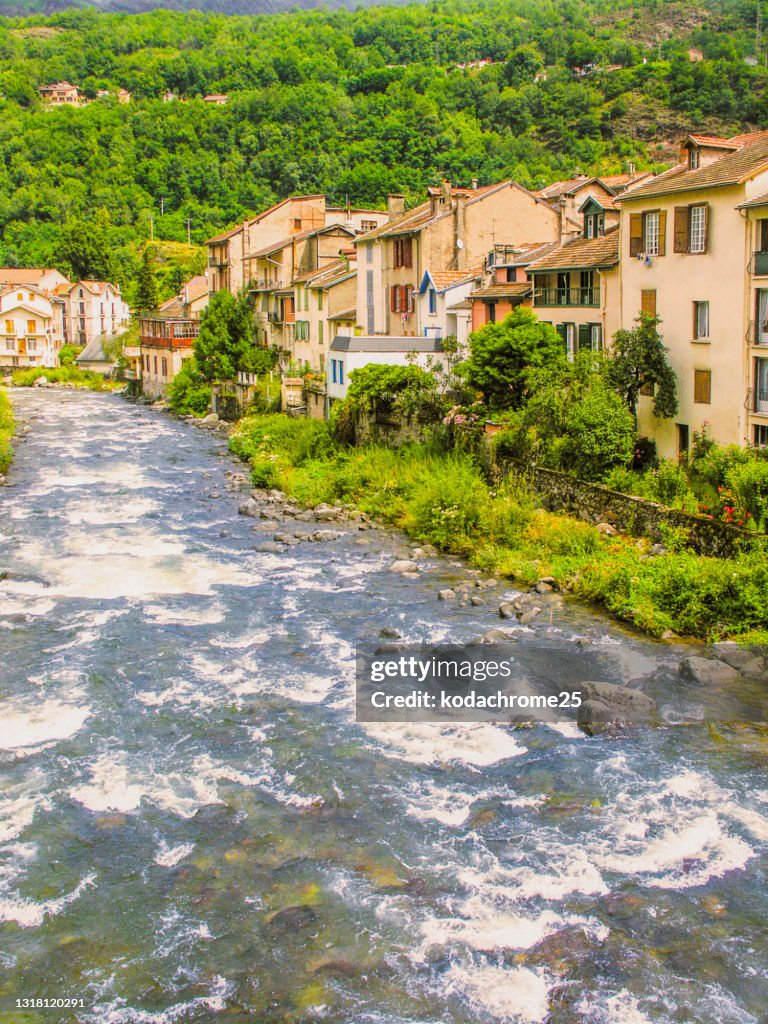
0,390,766,1024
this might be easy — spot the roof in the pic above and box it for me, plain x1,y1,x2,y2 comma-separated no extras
0,268,63,285
205,224,243,244
330,335,444,353
327,307,356,321
737,191,768,209
686,134,738,150
356,180,547,243
293,258,354,287
182,274,209,302
446,299,473,311
618,132,768,201
470,282,533,299
492,241,560,265
538,172,653,202
527,228,620,272
76,335,112,364
579,194,617,212
39,81,77,91
421,267,482,292
249,224,354,261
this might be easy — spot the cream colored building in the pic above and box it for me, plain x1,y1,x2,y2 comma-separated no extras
355,180,560,338
293,255,357,374
60,280,130,347
616,131,768,456
39,82,82,106
0,285,64,369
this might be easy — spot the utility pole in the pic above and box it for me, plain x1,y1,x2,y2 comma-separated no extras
159,196,165,216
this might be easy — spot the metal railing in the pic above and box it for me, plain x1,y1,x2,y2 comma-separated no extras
535,287,601,307
745,320,768,345
755,387,768,414
748,251,768,275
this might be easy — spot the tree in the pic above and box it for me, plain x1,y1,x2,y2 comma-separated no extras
56,210,116,283
460,307,564,410
194,289,256,381
607,313,678,421
134,247,159,314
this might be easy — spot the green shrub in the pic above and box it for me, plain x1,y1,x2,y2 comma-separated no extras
692,443,752,489
726,460,768,530
11,365,108,389
561,384,636,481
0,389,14,474
58,343,84,367
648,459,695,507
167,358,212,416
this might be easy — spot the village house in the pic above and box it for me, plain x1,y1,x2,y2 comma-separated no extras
354,180,560,339
615,130,768,457
0,267,70,293
417,267,483,348
0,285,65,370
135,275,209,395
327,335,447,402
203,94,228,104
293,253,357,375
60,280,130,347
38,81,82,106
468,241,558,330
536,170,652,245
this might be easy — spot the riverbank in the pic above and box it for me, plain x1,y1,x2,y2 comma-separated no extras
9,366,123,391
230,413,768,642
0,387,14,476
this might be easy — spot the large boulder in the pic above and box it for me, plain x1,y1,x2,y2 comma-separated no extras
238,499,261,518
389,560,419,574
710,643,765,677
577,680,659,736
679,656,742,686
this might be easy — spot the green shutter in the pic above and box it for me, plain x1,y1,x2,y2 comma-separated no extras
578,324,591,351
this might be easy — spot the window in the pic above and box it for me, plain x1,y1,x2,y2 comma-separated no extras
488,302,496,323
673,204,709,254
641,289,657,316
162,357,168,377
366,243,373,264
331,359,344,385
294,218,302,230
693,301,709,340
677,424,690,455
578,323,602,351
27,293,33,302
338,360,344,385
4,320,13,334
154,356,158,374
755,357,768,414
557,323,576,359
584,212,605,238
390,285,414,314
317,290,323,311
361,220,377,232
429,288,437,313
756,289,768,344
506,267,516,283
295,320,309,341
16,293,22,301
754,424,768,446
331,359,337,384
644,211,660,255
688,148,700,170
26,339,36,352
318,321,323,346
26,320,36,334
393,237,413,268
759,219,768,252
629,211,666,257
694,369,712,404
6,339,15,352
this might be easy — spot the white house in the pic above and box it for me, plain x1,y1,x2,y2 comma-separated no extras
417,267,483,349
0,285,64,369
61,280,130,347
327,335,447,401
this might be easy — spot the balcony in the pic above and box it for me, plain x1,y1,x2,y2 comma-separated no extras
748,251,768,275
745,321,768,345
535,287,601,308
139,317,200,348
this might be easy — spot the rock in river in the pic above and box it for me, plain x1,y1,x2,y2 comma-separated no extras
679,656,742,686
577,680,659,736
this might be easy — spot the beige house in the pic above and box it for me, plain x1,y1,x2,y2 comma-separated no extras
139,316,200,399
39,82,82,106
0,285,64,369
527,229,621,357
293,254,357,374
0,268,69,293
355,180,560,338
417,268,483,348
469,241,557,330
60,280,130,347
616,131,768,456
536,171,652,245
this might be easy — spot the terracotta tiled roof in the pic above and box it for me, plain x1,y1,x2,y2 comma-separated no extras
182,274,209,302
327,307,356,320
470,282,532,299
737,191,768,209
293,257,350,285
526,228,619,272
427,268,482,291
687,134,737,149
537,177,592,199
0,268,59,285
250,225,354,260
617,134,768,202
579,194,618,211
205,224,243,244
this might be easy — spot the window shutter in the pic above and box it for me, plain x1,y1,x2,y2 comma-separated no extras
403,237,413,268
390,286,398,312
556,323,567,351
578,324,591,350
407,286,414,312
673,207,690,253
657,210,667,256
629,213,643,257
694,369,711,404
700,203,709,254
641,289,657,316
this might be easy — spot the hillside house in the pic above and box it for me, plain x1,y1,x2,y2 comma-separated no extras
38,82,82,106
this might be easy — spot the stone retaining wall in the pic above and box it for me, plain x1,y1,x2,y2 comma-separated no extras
495,457,766,559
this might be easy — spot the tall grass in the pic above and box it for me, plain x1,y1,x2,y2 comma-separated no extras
0,389,14,474
11,365,113,390
230,414,768,641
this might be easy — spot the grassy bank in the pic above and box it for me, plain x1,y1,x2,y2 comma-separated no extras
0,388,14,474
10,366,121,391
230,414,768,642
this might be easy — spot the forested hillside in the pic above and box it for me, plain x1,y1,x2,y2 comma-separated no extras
0,0,765,299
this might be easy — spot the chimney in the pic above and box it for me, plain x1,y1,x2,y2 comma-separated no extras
455,194,467,271
387,194,405,219
471,177,478,190
441,179,452,203
559,195,569,246
627,160,636,180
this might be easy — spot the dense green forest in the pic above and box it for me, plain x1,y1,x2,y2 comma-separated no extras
0,0,765,299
